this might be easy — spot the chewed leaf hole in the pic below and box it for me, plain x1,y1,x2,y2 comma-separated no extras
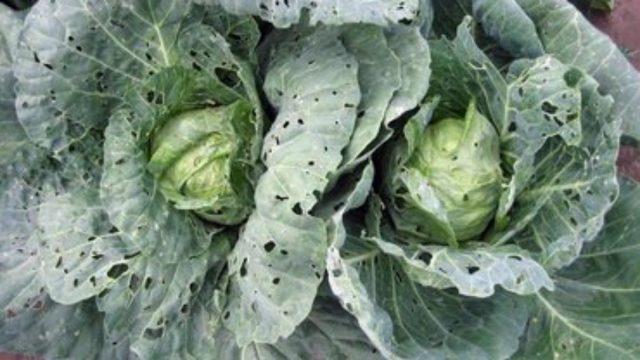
563,68,583,87
107,264,129,279
143,327,164,340
264,241,276,252
418,252,432,266
189,282,198,293
292,202,303,215
272,277,280,285
215,67,241,89
466,266,480,275
240,258,248,277
541,101,558,114
129,274,140,291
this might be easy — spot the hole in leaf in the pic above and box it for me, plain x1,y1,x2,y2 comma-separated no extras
418,252,432,266
541,101,558,114
264,241,276,253
466,266,480,275
563,68,583,87
129,274,140,291
240,258,248,277
107,264,128,279
189,282,198,293
215,68,241,89
292,202,303,215
143,327,164,340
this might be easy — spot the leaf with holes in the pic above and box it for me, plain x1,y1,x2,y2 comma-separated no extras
217,0,421,28
223,27,361,345
327,220,532,360
515,177,640,359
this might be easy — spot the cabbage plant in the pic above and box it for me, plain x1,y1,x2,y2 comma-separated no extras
1,0,640,359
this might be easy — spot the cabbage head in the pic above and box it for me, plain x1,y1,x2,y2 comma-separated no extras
406,101,502,241
148,104,254,224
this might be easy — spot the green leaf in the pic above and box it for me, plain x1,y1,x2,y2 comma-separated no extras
515,177,640,359
223,28,360,345
327,225,531,359
335,24,430,181
0,5,29,164
336,25,401,171
383,26,432,125
371,238,553,297
14,0,261,152
241,297,383,359
472,0,545,58
516,0,639,140
0,156,124,359
496,68,620,268
217,0,421,28
1,298,127,359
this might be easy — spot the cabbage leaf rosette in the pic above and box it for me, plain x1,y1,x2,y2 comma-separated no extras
1,0,267,358
325,4,632,360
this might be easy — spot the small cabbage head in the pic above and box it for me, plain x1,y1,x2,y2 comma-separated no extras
147,102,255,225
407,101,503,241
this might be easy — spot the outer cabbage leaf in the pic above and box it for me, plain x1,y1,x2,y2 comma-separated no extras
14,0,261,153
31,178,233,359
218,0,421,28
240,296,384,360
0,4,28,163
458,0,640,139
515,177,640,359
516,0,638,139
327,213,531,359
223,27,360,345
0,166,122,358
336,24,430,179
1,7,121,357
472,0,544,58
336,26,402,172
371,239,553,297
